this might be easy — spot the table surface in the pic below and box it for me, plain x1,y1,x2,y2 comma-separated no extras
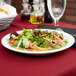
0,14,76,76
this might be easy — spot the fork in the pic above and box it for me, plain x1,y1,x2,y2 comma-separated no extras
56,28,76,37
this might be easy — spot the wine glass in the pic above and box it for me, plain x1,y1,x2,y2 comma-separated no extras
47,0,66,26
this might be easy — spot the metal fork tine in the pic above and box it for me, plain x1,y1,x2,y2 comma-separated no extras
56,28,76,37
56,28,64,32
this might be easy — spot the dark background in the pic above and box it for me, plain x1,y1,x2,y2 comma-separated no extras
11,0,76,25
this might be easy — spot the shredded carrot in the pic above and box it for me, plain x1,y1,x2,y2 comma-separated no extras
41,33,48,37
44,38,52,43
33,46,48,51
54,35,64,44
19,32,23,36
50,31,64,44
60,35,64,40
17,48,27,50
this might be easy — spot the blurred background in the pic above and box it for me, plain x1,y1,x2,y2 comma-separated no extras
11,0,76,25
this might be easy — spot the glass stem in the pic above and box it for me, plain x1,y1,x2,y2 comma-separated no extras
55,20,59,26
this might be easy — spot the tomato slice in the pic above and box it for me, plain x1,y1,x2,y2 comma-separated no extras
48,42,50,45
9,39,15,43
28,46,33,49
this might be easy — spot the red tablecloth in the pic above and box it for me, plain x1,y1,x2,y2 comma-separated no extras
0,14,76,76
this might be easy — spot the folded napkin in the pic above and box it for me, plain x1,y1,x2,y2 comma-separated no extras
38,25,76,47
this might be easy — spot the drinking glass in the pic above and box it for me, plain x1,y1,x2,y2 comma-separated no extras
47,0,66,26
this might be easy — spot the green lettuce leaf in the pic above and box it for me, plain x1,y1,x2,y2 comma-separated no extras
45,35,52,40
29,36,35,42
11,40,19,46
23,28,27,34
25,30,33,38
60,33,63,37
51,44,61,49
40,40,49,48
62,40,68,46
35,36,44,45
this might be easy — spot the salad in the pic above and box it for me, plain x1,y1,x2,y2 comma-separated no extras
8,29,68,51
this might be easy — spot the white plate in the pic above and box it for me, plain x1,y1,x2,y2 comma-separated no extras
1,29,75,55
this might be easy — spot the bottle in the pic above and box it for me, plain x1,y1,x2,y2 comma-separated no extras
21,0,31,21
44,0,53,23
30,0,45,24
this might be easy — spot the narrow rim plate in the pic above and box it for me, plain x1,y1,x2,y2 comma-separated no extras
1,29,75,55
